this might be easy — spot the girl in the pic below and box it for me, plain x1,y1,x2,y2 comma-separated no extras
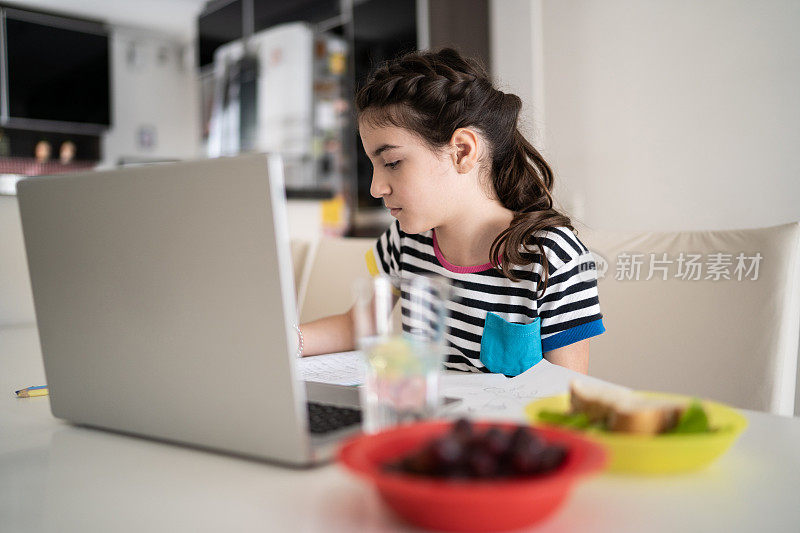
298,48,604,376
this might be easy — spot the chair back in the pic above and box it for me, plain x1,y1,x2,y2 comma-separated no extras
289,239,311,298
580,222,800,415
297,236,403,332
297,237,375,324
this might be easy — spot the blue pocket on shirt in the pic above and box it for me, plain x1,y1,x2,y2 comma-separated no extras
479,312,543,376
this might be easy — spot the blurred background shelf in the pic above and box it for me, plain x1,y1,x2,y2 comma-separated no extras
198,0,488,237
0,0,490,237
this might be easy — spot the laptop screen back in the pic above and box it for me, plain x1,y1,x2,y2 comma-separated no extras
17,154,312,464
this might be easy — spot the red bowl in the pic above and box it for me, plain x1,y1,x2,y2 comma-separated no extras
337,420,607,532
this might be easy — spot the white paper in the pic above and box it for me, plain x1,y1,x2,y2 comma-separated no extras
296,351,366,386
439,360,611,421
297,352,615,421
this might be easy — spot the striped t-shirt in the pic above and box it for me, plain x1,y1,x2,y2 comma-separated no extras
366,220,605,374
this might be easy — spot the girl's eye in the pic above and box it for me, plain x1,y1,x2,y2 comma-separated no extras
384,160,401,169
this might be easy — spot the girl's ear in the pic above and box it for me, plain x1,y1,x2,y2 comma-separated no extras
450,128,480,174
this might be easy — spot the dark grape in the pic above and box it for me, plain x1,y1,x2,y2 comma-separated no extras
429,436,464,467
445,466,471,479
383,420,568,480
467,448,497,478
482,426,510,457
452,418,473,442
537,445,567,472
510,443,544,475
508,426,543,452
401,446,438,475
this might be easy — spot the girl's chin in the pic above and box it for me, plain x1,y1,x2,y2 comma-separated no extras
397,218,434,235
397,219,415,234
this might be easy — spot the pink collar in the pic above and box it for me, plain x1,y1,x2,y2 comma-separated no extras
431,229,496,274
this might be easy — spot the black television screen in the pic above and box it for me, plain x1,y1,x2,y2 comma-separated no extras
5,13,110,126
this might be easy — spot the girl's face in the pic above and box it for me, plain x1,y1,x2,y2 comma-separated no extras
359,122,458,234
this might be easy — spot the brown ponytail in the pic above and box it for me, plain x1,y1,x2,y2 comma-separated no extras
356,47,574,294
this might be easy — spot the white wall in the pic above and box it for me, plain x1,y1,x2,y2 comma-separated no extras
489,0,537,135
490,0,580,218
492,0,800,232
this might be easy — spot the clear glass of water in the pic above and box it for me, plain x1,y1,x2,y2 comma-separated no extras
353,273,451,434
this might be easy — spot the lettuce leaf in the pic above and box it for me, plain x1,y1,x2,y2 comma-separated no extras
669,400,711,434
539,399,715,435
538,410,602,430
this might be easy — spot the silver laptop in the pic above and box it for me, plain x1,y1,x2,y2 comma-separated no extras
16,153,361,466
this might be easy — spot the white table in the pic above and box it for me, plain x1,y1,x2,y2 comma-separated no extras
3,325,800,532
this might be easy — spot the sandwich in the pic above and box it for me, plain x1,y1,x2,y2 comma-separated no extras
569,380,687,435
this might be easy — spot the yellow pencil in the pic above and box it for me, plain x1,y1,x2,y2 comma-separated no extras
15,386,49,398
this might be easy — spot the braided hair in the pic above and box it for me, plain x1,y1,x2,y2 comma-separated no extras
355,47,574,293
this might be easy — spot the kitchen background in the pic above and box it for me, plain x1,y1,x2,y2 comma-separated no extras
0,0,797,240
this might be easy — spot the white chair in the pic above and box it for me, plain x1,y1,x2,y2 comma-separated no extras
296,237,375,324
0,196,36,326
295,236,404,331
289,239,311,299
579,222,800,416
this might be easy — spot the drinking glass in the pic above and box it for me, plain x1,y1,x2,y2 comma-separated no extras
352,273,452,433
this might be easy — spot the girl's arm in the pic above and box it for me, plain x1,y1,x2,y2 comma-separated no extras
544,339,590,374
298,308,356,357
299,293,400,357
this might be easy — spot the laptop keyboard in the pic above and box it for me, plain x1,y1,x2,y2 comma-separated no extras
306,402,362,435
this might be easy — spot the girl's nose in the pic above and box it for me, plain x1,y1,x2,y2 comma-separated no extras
370,173,391,198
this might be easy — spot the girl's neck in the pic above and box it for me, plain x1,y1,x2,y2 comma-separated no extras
433,204,514,267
